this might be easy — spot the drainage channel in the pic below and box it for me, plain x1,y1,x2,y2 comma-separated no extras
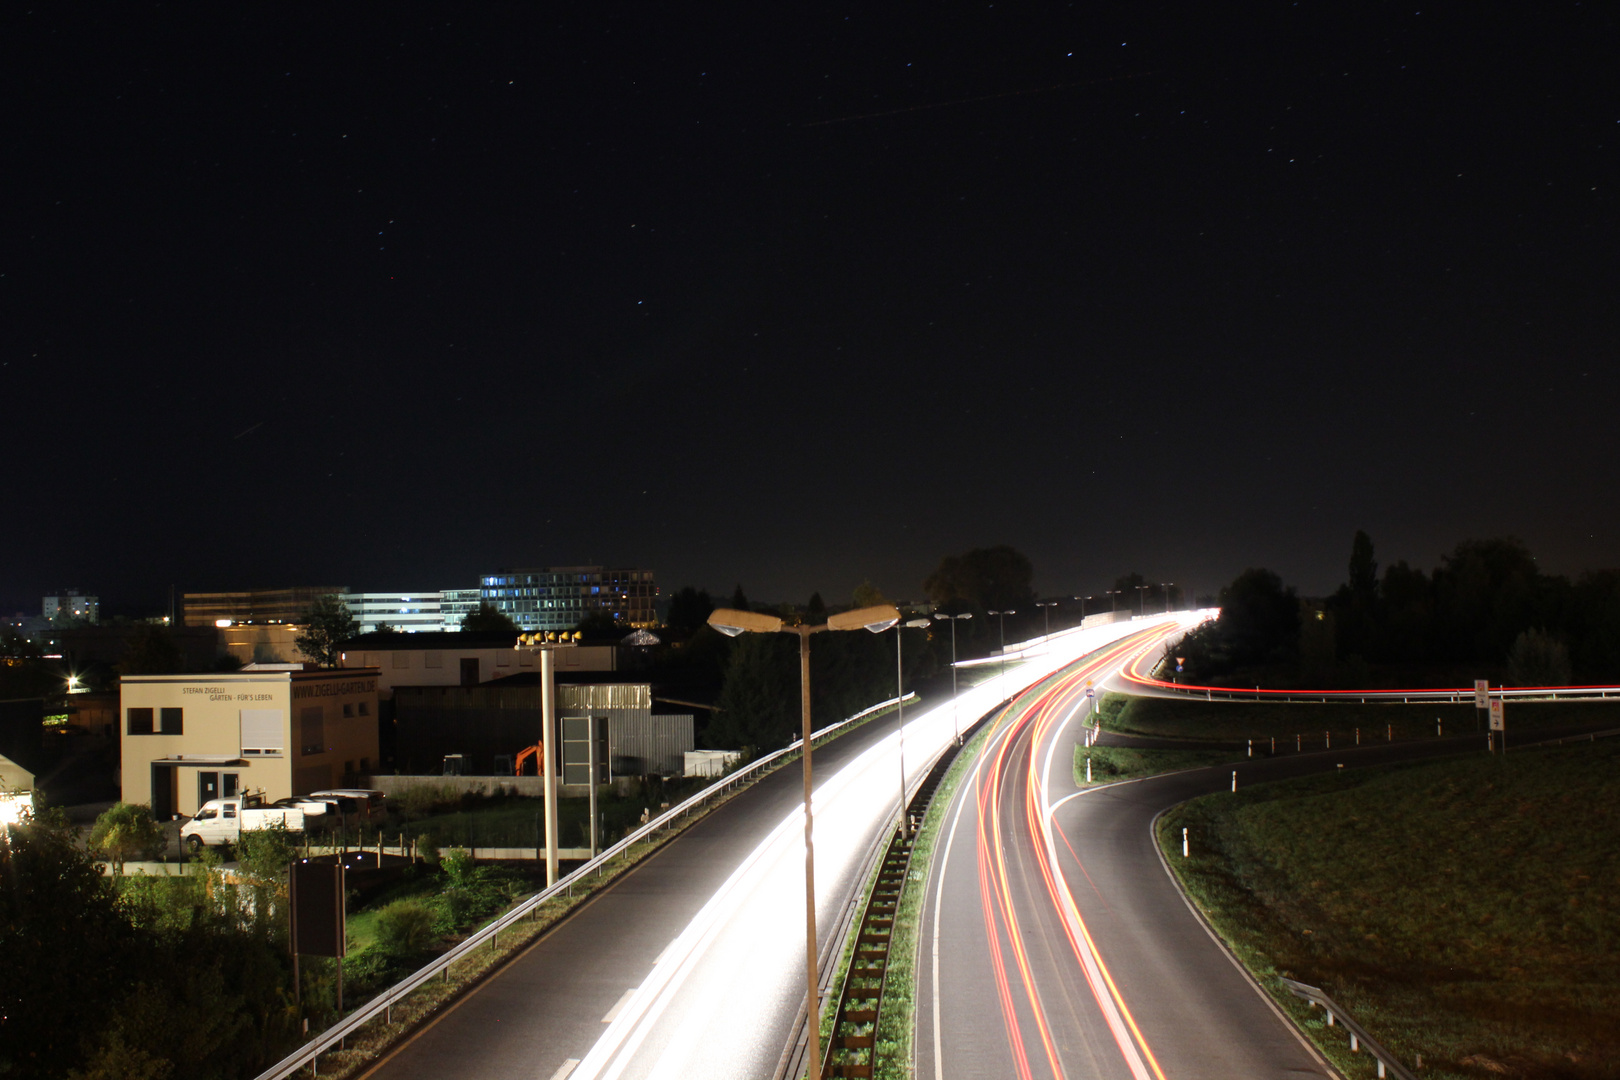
820,717,989,1079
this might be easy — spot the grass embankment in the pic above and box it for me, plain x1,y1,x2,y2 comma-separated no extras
1073,742,1243,785
1158,739,1620,1080
1103,692,1619,748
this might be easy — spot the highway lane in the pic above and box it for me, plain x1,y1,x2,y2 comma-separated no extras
366,618,1172,1080
920,622,1613,1080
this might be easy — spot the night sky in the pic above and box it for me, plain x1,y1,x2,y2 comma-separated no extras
4,4,1616,616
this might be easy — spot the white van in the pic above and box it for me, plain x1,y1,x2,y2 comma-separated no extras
180,796,304,851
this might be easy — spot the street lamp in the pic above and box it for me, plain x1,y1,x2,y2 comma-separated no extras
1106,589,1122,612
895,617,931,839
1160,583,1175,614
1035,600,1057,638
1134,584,1150,615
707,602,900,1079
1074,595,1096,622
932,611,973,742
986,609,1016,685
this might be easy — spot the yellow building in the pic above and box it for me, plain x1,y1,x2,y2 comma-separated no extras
119,668,379,819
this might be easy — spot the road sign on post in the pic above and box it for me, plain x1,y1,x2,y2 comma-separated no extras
1474,679,1489,710
1489,697,1504,732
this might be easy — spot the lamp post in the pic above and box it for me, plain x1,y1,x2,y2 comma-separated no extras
1075,595,1096,623
895,617,931,838
1160,583,1175,613
1106,589,1122,612
1134,584,1150,615
707,603,900,1079
932,611,973,742
1035,600,1057,638
987,609,1015,686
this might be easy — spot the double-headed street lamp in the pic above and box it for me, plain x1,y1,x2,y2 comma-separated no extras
1106,589,1122,612
987,609,1016,683
1134,584,1150,615
1160,582,1175,613
1035,599,1057,638
1075,594,1096,622
707,603,900,1079
932,611,973,742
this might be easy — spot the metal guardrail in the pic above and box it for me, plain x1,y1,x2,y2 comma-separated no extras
1278,977,1418,1080
1125,668,1620,705
253,692,917,1080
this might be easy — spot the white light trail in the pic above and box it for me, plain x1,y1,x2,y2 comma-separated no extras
570,616,1181,1080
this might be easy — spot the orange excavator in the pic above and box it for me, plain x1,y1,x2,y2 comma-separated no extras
514,741,546,777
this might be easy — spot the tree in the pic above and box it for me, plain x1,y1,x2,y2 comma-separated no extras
729,585,751,613
573,611,621,636
1507,628,1572,687
709,633,796,750
851,580,887,608
117,624,183,675
664,587,715,634
1216,568,1300,665
460,602,518,634
923,546,1035,611
805,592,827,625
1347,530,1378,600
0,810,136,1078
89,803,165,875
294,595,357,667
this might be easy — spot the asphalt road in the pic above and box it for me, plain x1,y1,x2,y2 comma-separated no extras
362,706,905,1080
916,632,1605,1080
359,618,1177,1080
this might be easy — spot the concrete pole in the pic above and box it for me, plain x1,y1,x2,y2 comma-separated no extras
541,648,559,887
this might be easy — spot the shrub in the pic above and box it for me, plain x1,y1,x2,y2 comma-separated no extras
373,899,437,955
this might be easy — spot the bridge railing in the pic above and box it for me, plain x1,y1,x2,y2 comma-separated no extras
252,692,917,1080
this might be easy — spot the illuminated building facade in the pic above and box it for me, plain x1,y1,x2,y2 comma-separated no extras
480,566,657,631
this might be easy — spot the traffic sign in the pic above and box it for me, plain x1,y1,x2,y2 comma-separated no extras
1489,697,1504,732
1085,687,1095,697
1474,679,1489,710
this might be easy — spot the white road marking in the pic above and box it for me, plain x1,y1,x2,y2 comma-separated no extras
602,988,638,1023
547,1059,581,1080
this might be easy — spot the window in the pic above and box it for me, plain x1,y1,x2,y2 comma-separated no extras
358,702,371,716
159,707,183,735
240,709,283,755
300,706,325,756
127,708,154,735
392,652,410,669
424,652,443,669
342,704,354,718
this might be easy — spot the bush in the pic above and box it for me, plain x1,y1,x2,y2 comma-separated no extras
1507,627,1572,687
373,899,437,955
88,802,165,873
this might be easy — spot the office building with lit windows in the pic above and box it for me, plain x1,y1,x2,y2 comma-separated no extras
480,566,656,631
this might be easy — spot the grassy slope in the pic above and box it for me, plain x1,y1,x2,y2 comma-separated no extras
1158,739,1620,1080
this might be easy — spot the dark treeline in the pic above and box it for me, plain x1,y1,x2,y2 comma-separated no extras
1177,533,1620,688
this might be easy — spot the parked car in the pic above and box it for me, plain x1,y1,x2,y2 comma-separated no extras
307,788,387,820
272,795,339,817
181,796,304,851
